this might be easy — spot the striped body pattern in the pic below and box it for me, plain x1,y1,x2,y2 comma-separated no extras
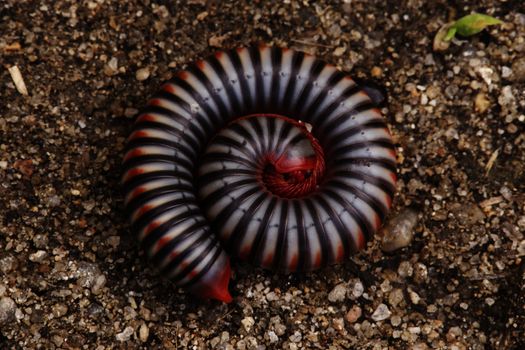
122,45,397,302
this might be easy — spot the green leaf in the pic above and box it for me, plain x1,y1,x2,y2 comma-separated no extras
444,27,457,41
453,13,503,37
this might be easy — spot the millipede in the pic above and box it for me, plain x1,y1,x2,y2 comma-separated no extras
122,45,397,302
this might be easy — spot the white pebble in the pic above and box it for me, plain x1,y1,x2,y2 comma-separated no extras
371,303,391,321
0,297,16,325
349,279,364,299
267,330,279,343
501,66,512,78
328,283,347,302
139,323,149,342
241,316,255,332
409,290,421,305
116,326,134,341
136,67,150,81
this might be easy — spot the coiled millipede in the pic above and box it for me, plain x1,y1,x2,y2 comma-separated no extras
123,45,397,302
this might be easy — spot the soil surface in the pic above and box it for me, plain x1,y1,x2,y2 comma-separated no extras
1,0,524,349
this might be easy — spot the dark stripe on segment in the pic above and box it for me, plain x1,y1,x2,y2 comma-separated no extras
304,197,333,267
322,187,374,242
134,201,200,240
323,121,388,152
122,153,190,176
327,177,388,221
206,55,243,118
197,171,258,198
209,134,259,163
331,168,396,196
198,179,259,211
281,51,305,116
331,139,395,156
316,101,378,139
227,49,253,114
200,151,260,170
276,119,295,150
228,122,264,159
135,105,191,130
124,134,195,164
185,65,230,122
180,243,224,288
248,46,265,111
140,206,204,250
269,47,283,113
308,83,362,129
301,69,346,122
335,156,396,174
246,117,266,153
167,76,222,132
122,170,192,195
292,200,309,272
131,120,201,152
317,101,378,146
272,200,289,271
126,182,194,214
198,168,257,186
154,90,213,140
227,192,268,255
266,116,277,152
312,194,355,255
249,197,278,265
156,227,215,280
294,59,326,122
205,184,261,231
127,122,202,161
165,234,219,284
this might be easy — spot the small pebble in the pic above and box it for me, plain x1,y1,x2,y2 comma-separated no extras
381,208,419,252
136,67,150,81
511,57,525,82
29,250,48,263
116,326,134,342
371,303,391,321
241,316,255,332
328,283,347,302
104,57,119,76
388,288,404,307
0,297,16,326
139,323,149,342
345,305,362,323
475,92,490,113
267,331,279,343
348,279,364,299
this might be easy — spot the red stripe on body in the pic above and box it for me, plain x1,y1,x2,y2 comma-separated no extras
156,235,172,250
124,168,144,182
162,84,176,94
130,130,149,140
137,204,153,218
137,114,156,122
336,244,345,262
124,149,144,162
288,254,298,272
314,251,322,268
144,221,161,236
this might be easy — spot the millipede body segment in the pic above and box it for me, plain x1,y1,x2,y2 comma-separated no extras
122,45,397,302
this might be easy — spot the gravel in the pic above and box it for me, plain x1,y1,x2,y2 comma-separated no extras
1,0,524,349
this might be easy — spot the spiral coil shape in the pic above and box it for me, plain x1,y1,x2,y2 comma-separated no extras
123,45,397,302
